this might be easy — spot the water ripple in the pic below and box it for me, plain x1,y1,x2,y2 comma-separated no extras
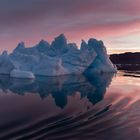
0,72,140,140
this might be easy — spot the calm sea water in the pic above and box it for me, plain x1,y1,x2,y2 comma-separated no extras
0,71,140,140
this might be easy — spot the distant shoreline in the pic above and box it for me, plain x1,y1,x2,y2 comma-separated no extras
110,52,140,71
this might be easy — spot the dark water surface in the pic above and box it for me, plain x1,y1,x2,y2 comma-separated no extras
0,71,140,140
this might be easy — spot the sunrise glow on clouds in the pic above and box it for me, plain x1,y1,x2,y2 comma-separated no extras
0,0,140,54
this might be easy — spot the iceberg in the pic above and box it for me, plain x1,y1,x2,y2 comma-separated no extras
0,51,16,74
0,34,117,78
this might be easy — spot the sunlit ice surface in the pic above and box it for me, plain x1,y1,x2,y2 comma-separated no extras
0,71,140,140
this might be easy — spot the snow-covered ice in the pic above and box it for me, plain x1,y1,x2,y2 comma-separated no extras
0,34,117,78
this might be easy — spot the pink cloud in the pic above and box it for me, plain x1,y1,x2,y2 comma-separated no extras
0,0,140,53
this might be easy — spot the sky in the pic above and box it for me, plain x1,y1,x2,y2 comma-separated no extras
0,0,140,54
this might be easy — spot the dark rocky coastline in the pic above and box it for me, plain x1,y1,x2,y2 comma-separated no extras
110,52,140,71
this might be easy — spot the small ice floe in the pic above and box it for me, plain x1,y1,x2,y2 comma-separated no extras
10,69,35,79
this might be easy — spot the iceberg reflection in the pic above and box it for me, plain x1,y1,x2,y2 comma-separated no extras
0,73,114,108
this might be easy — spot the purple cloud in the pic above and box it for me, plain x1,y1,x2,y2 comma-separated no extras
0,0,140,53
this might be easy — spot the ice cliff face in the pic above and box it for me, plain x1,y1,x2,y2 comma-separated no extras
0,34,117,78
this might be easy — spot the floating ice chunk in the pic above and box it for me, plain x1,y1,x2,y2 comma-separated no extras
10,69,35,79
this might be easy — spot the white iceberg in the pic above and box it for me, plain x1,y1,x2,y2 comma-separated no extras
0,34,117,78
